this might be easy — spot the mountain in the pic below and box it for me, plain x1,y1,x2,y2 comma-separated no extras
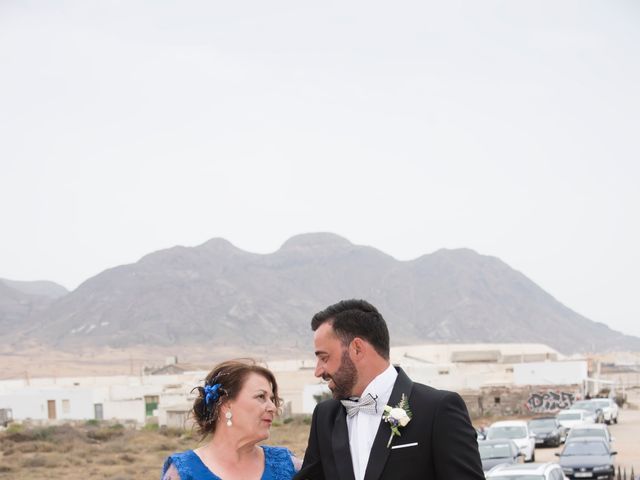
7,234,640,354
0,279,67,334
0,278,68,299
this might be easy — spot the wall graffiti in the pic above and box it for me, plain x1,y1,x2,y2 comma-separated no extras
525,391,575,412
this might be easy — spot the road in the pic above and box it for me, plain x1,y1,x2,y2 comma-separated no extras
535,408,640,473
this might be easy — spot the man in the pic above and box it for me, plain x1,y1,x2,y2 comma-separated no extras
295,299,484,480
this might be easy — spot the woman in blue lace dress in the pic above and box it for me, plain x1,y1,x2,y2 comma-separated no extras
161,359,301,480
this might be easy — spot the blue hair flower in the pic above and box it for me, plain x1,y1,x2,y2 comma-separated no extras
204,383,222,407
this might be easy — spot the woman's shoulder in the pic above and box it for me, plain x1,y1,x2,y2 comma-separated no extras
162,450,202,480
262,445,292,456
262,445,297,478
163,449,195,467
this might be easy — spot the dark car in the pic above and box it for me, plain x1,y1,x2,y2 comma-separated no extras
556,436,617,480
528,417,562,447
478,439,523,472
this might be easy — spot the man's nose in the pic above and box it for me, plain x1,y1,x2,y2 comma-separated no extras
314,362,324,378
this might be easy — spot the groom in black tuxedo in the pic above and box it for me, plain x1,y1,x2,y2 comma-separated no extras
294,299,484,480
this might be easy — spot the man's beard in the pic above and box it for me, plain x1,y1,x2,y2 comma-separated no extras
325,349,358,400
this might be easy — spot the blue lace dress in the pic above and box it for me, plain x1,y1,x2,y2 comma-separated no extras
161,445,296,480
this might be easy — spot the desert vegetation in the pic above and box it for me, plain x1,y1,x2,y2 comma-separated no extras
0,418,311,479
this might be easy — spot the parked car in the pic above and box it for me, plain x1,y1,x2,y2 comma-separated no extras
570,400,604,424
478,439,523,472
556,409,594,441
590,398,619,425
556,437,617,480
529,417,563,447
557,409,594,438
486,462,568,479
486,420,536,462
565,424,614,445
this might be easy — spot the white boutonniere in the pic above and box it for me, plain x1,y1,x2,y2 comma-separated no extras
382,393,412,448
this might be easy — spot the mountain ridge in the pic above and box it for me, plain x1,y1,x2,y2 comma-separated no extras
2,234,638,354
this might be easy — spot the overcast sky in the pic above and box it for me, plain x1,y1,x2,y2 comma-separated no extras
1,1,639,337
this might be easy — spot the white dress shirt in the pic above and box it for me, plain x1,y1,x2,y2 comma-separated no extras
345,364,398,480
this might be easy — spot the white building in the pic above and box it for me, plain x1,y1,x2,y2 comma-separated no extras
0,372,206,423
0,343,586,421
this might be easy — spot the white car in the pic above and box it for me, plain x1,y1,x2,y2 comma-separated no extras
556,409,594,435
486,420,536,462
570,400,603,423
591,398,619,424
486,462,568,479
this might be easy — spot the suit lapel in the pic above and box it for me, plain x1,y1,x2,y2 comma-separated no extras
363,368,414,480
332,405,356,480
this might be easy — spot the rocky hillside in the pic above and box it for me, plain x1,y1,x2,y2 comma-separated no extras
0,279,67,333
4,234,639,354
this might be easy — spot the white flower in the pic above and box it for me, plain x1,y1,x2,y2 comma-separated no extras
382,393,413,448
389,407,411,427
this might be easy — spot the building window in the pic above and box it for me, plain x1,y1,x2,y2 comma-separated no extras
494,397,501,405
145,395,159,417
62,399,71,414
438,369,450,375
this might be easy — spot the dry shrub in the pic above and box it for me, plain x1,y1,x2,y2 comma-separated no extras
4,424,86,445
103,438,134,454
160,427,185,438
16,440,67,454
21,455,50,468
87,427,125,442
0,420,312,479
156,442,179,452
119,453,136,463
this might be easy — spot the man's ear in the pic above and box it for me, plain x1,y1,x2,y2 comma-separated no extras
350,337,366,358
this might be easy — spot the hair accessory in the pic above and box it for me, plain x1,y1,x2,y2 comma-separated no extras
204,383,222,407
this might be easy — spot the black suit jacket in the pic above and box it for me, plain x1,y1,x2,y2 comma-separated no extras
294,367,484,480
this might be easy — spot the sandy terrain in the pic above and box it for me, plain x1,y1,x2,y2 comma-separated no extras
0,344,309,380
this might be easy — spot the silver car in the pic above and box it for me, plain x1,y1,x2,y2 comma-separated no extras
486,462,568,479
565,424,614,444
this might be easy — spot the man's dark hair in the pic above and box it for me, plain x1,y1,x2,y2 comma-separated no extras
311,299,390,360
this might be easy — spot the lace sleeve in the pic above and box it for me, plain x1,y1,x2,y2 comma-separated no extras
162,463,182,480
291,455,303,472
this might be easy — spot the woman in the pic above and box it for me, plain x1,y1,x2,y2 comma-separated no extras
162,359,300,479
